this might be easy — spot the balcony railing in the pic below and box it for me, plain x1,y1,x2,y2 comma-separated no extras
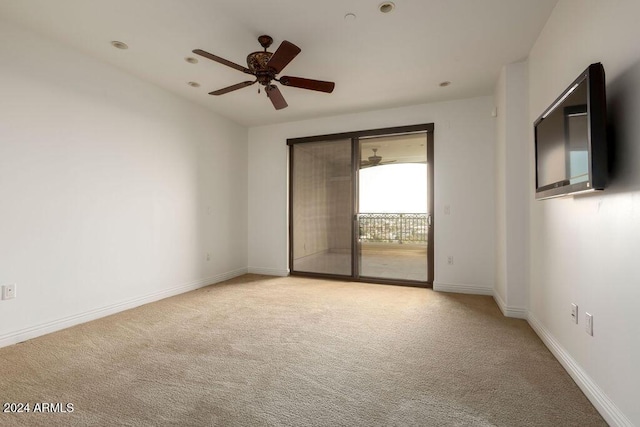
358,213,428,244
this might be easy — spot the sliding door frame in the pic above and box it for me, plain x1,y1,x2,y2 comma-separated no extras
288,123,434,288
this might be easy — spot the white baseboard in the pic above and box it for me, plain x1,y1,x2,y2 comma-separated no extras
492,292,528,319
528,314,632,427
247,267,289,277
0,267,248,349
433,281,493,295
207,267,249,284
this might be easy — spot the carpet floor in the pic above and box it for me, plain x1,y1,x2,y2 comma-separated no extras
0,274,606,426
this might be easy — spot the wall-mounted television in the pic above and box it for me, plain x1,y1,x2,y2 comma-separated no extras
534,63,607,200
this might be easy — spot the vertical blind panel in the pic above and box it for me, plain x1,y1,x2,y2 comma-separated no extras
292,139,352,276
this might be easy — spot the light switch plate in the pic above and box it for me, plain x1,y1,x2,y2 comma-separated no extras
585,312,593,336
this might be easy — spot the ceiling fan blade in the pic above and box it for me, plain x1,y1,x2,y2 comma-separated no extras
266,85,288,110
193,49,252,75
209,80,257,95
266,41,301,73
279,76,335,93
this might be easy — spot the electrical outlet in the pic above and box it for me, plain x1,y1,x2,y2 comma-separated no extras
585,312,593,336
447,256,454,265
2,284,16,300
571,303,578,324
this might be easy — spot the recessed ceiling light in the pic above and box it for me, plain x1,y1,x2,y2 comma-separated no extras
185,57,199,64
187,82,201,88
111,40,128,50
439,81,452,87
344,13,357,21
379,2,395,13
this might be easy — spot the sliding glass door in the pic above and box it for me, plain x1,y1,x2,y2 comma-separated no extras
358,134,429,282
288,124,434,286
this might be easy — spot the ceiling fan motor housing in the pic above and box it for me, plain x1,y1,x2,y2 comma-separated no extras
247,51,275,86
369,154,382,164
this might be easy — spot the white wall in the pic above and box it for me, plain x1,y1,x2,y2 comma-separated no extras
527,1,640,425
495,69,508,307
0,20,248,347
494,61,529,318
248,97,497,293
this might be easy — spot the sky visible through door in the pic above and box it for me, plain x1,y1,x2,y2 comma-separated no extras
359,163,427,213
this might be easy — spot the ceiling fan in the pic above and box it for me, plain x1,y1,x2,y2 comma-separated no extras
193,35,335,110
360,148,397,168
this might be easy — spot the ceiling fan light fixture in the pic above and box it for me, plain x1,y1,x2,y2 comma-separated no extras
110,40,128,50
378,2,395,13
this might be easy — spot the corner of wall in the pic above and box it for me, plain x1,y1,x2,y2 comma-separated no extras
492,292,527,319
493,60,531,313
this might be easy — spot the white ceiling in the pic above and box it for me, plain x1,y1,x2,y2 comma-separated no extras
0,0,557,127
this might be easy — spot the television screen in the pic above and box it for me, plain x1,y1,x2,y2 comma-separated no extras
536,82,589,187
534,63,607,200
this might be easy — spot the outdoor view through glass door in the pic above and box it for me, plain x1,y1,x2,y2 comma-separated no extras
358,134,430,282
289,124,434,286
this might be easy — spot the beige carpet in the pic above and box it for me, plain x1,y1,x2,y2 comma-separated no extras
0,274,605,426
